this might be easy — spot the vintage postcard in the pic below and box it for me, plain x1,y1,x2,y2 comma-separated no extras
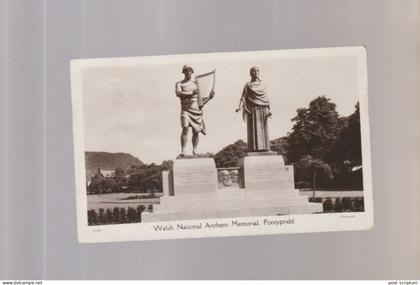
70,47,373,243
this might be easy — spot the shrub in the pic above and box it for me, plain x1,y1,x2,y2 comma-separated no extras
127,207,136,222
120,208,128,223
309,197,322,203
137,205,146,222
333,198,344,212
323,198,334,212
87,204,156,225
87,209,99,225
296,181,311,189
98,208,107,224
112,207,121,223
353,197,365,212
106,208,113,224
342,197,353,211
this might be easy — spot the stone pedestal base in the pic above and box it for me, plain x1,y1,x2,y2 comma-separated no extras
238,155,295,191
142,155,322,222
142,193,322,222
172,158,217,195
142,188,322,222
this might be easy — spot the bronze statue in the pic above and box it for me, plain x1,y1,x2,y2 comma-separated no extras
236,67,272,152
176,65,215,156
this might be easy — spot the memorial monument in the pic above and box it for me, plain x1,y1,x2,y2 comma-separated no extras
142,66,322,222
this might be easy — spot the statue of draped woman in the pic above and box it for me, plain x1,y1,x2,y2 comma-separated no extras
236,67,272,152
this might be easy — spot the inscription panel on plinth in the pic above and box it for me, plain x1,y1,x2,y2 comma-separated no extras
242,156,295,191
173,158,217,195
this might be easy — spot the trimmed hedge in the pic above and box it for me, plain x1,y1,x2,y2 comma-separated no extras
88,205,147,225
309,197,364,212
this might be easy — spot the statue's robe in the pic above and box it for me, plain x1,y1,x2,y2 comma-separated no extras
176,80,206,134
242,80,270,151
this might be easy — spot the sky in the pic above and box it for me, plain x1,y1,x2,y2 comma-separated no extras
81,49,363,164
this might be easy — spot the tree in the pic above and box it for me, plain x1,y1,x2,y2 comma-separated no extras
270,137,289,161
98,208,107,224
112,207,121,223
120,208,128,223
295,155,333,197
97,179,113,194
161,160,173,171
87,169,106,194
127,207,137,223
325,102,363,189
332,102,362,166
214,140,247,167
137,205,146,222
127,162,166,193
287,96,342,163
114,167,125,178
127,171,144,193
87,209,99,225
87,168,119,194
102,167,127,193
105,208,113,224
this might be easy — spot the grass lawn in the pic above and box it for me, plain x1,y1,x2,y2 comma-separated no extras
299,189,363,198
87,193,161,211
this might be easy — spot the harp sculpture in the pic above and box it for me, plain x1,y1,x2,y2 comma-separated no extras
195,69,216,109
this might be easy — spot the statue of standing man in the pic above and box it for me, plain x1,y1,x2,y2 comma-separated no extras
236,67,272,152
176,65,215,156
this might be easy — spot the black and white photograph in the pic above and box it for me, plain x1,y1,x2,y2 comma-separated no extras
4,0,420,281
71,47,372,242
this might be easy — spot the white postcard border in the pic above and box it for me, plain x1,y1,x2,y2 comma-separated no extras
70,47,373,243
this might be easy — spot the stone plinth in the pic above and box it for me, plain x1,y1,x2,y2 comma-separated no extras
162,170,174,196
142,186,323,222
141,155,323,223
238,154,295,191
173,158,217,195
246,151,278,156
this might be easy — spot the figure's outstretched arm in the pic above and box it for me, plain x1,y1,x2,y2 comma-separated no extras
267,98,272,118
202,90,215,106
235,98,244,113
235,87,246,112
